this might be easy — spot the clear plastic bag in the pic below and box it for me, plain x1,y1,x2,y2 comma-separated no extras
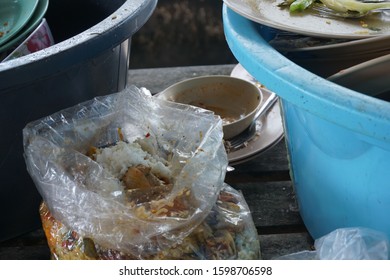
23,86,260,259
38,183,260,260
277,227,390,260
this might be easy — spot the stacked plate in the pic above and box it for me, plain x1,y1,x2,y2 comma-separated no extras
223,0,390,77
0,0,52,62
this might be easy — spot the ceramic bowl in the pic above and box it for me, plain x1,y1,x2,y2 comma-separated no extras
3,18,54,62
157,75,263,139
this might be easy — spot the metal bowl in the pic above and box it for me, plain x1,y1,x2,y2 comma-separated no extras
157,75,263,140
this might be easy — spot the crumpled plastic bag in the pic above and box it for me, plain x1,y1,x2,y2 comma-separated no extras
277,227,390,260
23,86,260,259
38,183,260,260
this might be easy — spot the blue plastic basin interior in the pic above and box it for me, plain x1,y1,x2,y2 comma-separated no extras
223,5,390,239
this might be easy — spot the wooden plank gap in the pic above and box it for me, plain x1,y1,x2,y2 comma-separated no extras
256,224,311,236
225,170,291,184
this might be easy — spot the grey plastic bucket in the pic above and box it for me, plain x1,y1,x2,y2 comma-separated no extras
0,0,157,241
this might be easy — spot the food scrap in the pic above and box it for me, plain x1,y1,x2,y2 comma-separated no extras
39,138,260,259
280,0,390,18
40,184,260,260
1,21,9,37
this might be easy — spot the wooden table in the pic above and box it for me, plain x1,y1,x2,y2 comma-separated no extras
0,65,313,260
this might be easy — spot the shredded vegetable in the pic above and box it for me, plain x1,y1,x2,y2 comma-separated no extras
286,0,390,15
320,0,390,13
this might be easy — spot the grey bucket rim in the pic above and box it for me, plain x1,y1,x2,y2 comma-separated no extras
0,0,158,90
223,5,390,143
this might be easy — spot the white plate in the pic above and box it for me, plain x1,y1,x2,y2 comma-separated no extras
223,0,390,39
228,64,284,165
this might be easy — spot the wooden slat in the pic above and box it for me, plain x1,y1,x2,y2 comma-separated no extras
233,181,303,228
0,246,50,260
259,233,314,260
0,229,50,260
127,64,235,93
228,139,290,174
226,140,291,184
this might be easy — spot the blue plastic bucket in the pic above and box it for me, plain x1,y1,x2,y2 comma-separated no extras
223,6,390,239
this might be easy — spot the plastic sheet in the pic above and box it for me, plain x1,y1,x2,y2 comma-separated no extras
23,86,260,259
277,227,390,260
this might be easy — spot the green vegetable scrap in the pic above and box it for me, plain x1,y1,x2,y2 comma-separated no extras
289,0,316,12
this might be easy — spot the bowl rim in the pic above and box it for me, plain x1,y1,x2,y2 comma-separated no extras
157,74,263,125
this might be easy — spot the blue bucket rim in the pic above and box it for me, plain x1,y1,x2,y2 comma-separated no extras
223,5,390,143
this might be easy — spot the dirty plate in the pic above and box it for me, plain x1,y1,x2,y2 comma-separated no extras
228,64,284,165
223,0,390,39
0,0,49,54
0,0,39,46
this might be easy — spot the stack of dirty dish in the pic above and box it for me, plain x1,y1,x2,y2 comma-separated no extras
257,24,390,78
223,0,390,78
0,0,52,62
